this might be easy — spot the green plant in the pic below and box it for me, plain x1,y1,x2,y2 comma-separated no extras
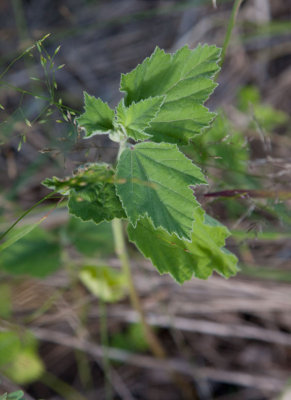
0,42,242,368
0,331,44,385
43,44,238,284
238,85,288,130
0,1,254,393
0,391,25,400
187,112,256,189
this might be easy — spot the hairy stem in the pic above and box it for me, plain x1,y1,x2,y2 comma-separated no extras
112,218,166,359
112,218,197,399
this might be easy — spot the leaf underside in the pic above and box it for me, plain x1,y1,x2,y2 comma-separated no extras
128,208,238,283
116,142,206,240
120,44,220,144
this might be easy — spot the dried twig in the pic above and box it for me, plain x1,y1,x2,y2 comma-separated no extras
96,310,291,347
31,328,287,392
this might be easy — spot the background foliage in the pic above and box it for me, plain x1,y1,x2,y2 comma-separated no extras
0,0,291,399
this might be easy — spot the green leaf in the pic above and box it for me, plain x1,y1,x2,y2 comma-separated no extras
65,217,114,257
6,391,24,400
149,100,216,145
0,227,61,277
116,142,206,240
189,113,256,188
43,163,126,224
128,208,238,283
0,331,21,367
4,350,44,385
116,96,164,141
0,331,44,385
111,323,149,353
76,92,114,138
120,44,220,144
0,219,46,253
79,265,127,302
238,85,288,130
68,191,124,225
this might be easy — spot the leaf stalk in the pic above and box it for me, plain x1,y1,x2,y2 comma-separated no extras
215,0,243,79
112,218,166,359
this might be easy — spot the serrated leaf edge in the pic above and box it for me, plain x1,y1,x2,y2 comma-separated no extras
120,46,168,94
127,213,238,284
67,198,126,225
115,95,166,142
76,91,115,139
120,44,221,96
115,141,208,241
120,44,221,145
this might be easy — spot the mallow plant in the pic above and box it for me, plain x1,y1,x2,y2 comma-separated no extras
43,44,238,284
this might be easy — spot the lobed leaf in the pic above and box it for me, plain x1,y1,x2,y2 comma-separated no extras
116,142,206,240
76,92,114,138
116,96,164,141
120,44,220,144
128,208,238,283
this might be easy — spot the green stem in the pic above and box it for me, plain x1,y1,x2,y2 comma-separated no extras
0,190,58,242
100,300,113,400
112,218,166,359
117,138,127,160
12,0,29,44
113,137,166,359
40,371,87,400
216,0,243,78
112,221,197,399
